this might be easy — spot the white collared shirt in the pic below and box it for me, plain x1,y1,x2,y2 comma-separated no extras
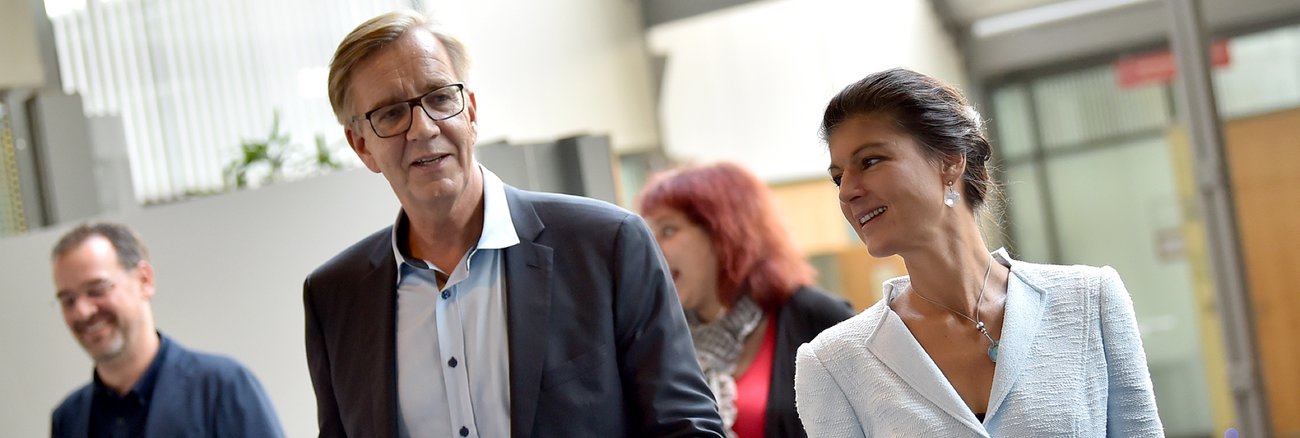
392,164,518,438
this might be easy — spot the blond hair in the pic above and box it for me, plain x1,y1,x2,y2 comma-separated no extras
327,10,471,124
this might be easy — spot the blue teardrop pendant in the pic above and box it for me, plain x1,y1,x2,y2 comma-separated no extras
987,342,999,363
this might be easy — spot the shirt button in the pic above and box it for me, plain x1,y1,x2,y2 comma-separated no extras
441,290,451,299
460,426,470,436
448,357,458,368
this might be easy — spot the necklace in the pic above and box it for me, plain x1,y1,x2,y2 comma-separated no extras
910,254,999,362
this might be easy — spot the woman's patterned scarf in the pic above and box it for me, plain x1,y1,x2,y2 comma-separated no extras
688,295,764,437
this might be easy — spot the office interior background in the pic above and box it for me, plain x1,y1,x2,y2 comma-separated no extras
2,0,1298,436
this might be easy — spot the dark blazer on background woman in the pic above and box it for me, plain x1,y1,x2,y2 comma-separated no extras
766,286,855,438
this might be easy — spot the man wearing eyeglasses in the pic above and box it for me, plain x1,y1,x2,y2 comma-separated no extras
49,222,284,437
303,9,723,438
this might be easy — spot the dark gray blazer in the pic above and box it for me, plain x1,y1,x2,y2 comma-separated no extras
303,185,725,438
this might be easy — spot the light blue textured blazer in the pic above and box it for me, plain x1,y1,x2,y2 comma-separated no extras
794,249,1163,437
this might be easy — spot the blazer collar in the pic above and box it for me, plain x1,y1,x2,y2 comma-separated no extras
501,186,552,437
142,334,190,434
984,249,1047,421
359,233,401,436
387,165,521,279
366,186,548,436
66,335,181,438
866,248,1046,435
868,282,989,436
67,394,91,438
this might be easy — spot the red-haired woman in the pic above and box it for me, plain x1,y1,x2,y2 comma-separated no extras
637,162,855,438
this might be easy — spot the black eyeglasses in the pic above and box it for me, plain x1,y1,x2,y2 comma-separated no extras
361,83,466,138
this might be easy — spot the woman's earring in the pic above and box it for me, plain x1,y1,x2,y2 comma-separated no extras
944,181,960,207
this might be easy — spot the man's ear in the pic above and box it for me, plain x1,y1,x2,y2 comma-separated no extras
134,260,156,301
345,122,381,173
462,89,479,145
466,90,478,125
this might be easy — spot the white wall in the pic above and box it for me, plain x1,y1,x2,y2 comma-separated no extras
648,0,967,182
0,168,398,437
427,0,662,153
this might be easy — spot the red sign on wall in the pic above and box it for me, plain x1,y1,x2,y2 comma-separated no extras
1114,40,1231,89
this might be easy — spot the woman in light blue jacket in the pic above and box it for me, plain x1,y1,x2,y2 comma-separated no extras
795,68,1163,437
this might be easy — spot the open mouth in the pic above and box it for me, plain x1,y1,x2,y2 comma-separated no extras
857,206,887,226
411,154,449,168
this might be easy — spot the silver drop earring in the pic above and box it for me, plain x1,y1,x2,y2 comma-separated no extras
944,181,960,207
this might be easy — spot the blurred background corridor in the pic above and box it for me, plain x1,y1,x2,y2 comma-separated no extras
2,0,1298,436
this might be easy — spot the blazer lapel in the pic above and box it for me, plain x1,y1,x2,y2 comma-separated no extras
360,240,400,437
868,303,989,436
143,338,185,435
984,249,1046,421
69,390,92,438
502,188,552,437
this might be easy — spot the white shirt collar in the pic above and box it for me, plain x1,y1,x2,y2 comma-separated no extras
390,163,520,270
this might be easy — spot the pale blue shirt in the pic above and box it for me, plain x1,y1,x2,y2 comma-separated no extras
392,165,518,438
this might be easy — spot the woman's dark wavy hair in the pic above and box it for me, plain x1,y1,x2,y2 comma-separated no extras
820,68,996,210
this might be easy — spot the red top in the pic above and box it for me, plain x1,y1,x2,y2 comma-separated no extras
732,315,776,438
